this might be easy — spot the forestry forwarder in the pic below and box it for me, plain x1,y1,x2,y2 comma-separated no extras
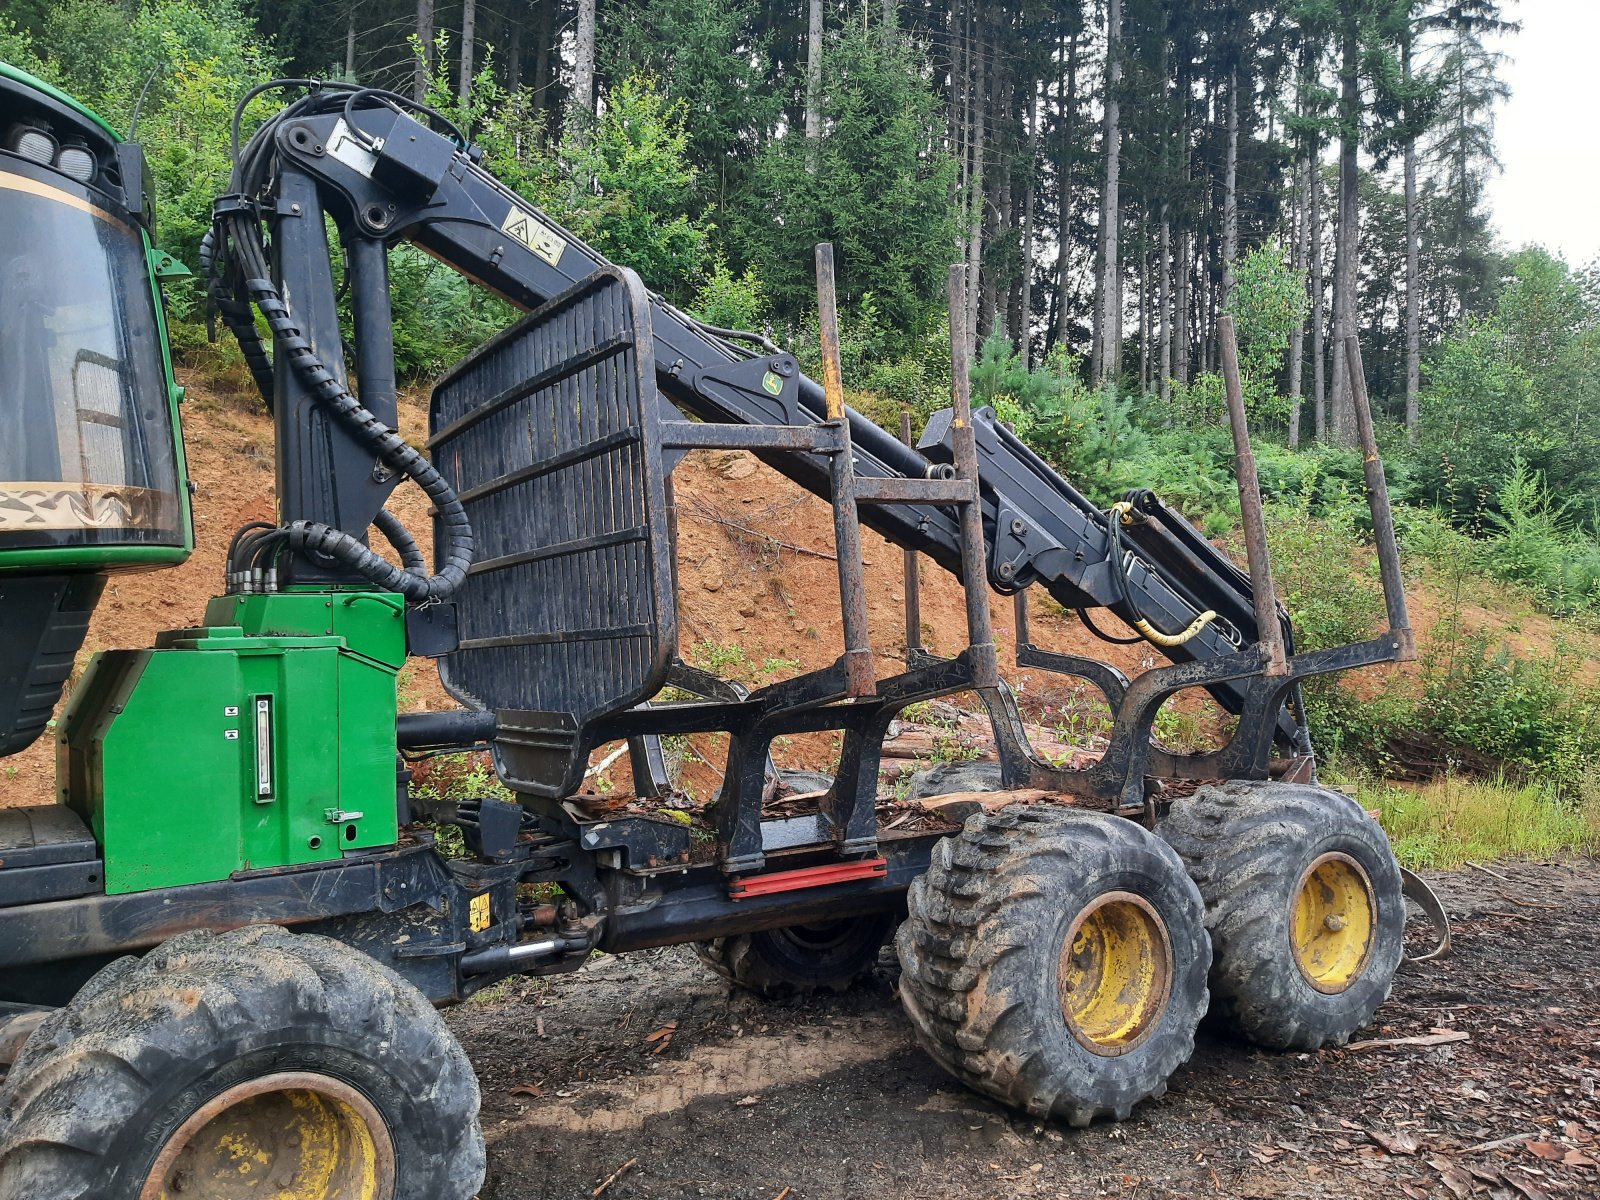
0,69,1435,1198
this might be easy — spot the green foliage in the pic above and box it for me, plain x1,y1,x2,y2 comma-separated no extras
1421,249,1600,517
688,640,798,687
1225,241,1307,423
387,245,513,378
733,22,957,334
792,297,952,428
0,14,47,76
966,339,1153,504
404,46,712,370
560,75,708,299
1264,490,1401,764
1162,373,1226,430
604,0,778,216
1364,775,1599,869
691,255,767,333
1421,626,1600,794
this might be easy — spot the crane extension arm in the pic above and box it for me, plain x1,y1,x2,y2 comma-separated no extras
205,86,1299,741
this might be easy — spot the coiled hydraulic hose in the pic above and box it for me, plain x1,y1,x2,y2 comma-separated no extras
208,208,472,599
230,213,473,601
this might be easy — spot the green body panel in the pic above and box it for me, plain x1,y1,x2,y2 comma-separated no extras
205,592,409,669
0,542,190,572
60,592,404,894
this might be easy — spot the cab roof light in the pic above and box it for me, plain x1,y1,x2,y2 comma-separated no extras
55,140,96,184
4,122,58,166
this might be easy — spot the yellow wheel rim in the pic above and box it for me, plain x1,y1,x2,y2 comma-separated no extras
1291,852,1376,993
142,1071,396,1200
1058,891,1173,1057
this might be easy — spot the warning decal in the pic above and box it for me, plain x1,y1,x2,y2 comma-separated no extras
501,205,567,267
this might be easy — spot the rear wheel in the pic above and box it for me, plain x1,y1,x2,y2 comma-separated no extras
0,926,485,1200
897,805,1210,1126
1159,781,1405,1050
694,913,896,998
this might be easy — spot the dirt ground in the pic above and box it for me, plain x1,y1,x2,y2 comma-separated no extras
451,855,1600,1200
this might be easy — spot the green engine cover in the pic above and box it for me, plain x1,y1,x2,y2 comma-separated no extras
59,591,405,894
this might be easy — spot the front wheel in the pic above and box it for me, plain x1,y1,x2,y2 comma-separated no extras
897,805,1211,1126
1159,781,1406,1051
0,926,485,1200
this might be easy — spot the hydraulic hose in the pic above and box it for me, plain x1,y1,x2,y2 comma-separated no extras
1104,501,1217,650
373,507,427,575
218,208,473,602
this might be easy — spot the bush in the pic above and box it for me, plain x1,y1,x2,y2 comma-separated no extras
1421,626,1600,795
692,256,768,333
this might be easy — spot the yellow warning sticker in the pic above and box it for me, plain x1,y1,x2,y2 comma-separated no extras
501,205,566,267
469,891,492,933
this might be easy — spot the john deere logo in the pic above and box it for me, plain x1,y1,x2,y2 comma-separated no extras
762,371,783,396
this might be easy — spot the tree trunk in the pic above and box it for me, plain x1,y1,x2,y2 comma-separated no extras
806,0,824,143
1403,37,1421,446
1138,231,1150,393
1287,153,1309,448
414,0,434,102
508,18,522,92
1053,27,1080,353
460,0,476,109
1158,210,1171,401
572,0,598,136
1175,229,1189,386
1222,63,1239,303
1310,155,1325,440
1329,12,1360,447
533,0,553,118
965,22,986,348
345,6,357,80
1020,83,1038,365
1095,0,1123,384
1173,48,1191,388
981,63,1007,341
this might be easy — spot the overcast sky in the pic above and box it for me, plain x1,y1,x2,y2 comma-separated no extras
1484,0,1600,267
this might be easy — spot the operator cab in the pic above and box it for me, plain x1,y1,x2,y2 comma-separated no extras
0,63,190,756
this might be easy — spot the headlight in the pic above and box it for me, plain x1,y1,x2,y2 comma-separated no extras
4,122,58,166
55,140,96,184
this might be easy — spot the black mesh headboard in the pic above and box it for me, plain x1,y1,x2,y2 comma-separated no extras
428,266,675,746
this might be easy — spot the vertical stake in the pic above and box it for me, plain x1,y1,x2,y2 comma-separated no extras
1343,336,1416,660
815,243,875,696
1218,315,1289,676
900,408,923,658
815,243,847,420
947,264,999,689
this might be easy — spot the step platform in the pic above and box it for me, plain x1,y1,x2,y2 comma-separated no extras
0,805,103,907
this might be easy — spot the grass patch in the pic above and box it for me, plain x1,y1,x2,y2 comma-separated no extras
1355,774,1600,869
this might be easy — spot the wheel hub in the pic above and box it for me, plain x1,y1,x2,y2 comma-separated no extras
140,1070,396,1200
1291,852,1376,993
1058,891,1173,1057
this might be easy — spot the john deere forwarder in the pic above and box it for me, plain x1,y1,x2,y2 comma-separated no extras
0,66,1433,1198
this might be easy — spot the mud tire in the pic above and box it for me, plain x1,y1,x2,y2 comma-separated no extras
897,805,1210,1126
694,913,896,998
1159,780,1405,1051
0,925,484,1200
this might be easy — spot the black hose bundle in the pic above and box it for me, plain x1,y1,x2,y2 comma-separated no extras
206,80,473,602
